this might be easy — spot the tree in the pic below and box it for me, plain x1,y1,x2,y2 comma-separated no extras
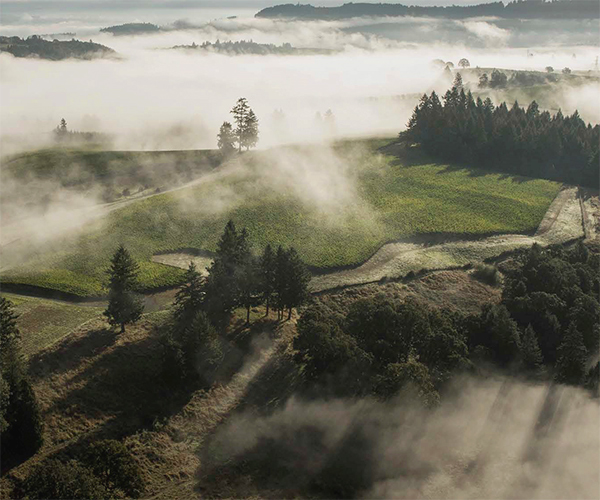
282,248,310,320
478,72,489,88
489,69,508,88
0,298,44,465
458,58,470,68
545,66,554,73
555,322,587,385
562,67,572,75
231,98,259,152
82,440,144,498
204,220,251,327
243,108,259,150
374,360,439,407
520,324,543,375
217,121,236,155
259,244,276,316
104,245,144,333
172,262,204,330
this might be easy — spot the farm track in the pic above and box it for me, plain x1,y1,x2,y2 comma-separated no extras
310,186,584,292
2,186,587,303
0,166,228,251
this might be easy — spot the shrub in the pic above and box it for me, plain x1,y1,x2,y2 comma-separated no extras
472,263,500,286
23,459,107,500
81,439,144,498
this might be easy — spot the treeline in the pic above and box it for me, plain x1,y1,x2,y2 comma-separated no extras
477,68,564,89
172,40,330,56
293,242,599,405
52,118,109,145
404,75,599,188
256,1,599,20
0,35,115,60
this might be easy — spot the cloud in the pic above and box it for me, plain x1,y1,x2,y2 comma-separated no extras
462,20,511,44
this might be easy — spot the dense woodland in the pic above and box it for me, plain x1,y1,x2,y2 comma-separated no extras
256,0,599,20
293,242,599,407
404,74,600,188
0,36,115,60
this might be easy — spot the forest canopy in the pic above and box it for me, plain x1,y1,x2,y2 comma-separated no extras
0,36,115,60
403,75,599,188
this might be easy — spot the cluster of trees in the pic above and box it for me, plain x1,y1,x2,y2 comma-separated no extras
218,98,259,154
477,69,566,89
405,74,599,188
0,298,44,467
101,222,309,385
172,40,330,56
0,35,115,60
294,242,599,403
53,118,109,145
159,221,309,383
294,296,470,406
21,439,144,499
497,242,599,387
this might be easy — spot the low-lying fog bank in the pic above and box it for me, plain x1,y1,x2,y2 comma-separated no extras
1,10,599,155
204,376,600,499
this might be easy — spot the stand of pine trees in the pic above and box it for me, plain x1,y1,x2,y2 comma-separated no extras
0,298,44,469
404,75,599,188
162,220,310,384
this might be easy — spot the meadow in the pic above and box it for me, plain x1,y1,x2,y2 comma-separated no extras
0,139,561,297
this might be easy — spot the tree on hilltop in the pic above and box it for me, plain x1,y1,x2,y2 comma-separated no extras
231,98,259,152
217,121,236,155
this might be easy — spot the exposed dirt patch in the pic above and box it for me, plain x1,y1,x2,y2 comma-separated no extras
151,253,213,274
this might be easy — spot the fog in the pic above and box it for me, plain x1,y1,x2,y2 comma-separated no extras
1,11,599,156
204,376,600,499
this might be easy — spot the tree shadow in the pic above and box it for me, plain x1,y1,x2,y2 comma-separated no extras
28,327,118,382
381,140,535,184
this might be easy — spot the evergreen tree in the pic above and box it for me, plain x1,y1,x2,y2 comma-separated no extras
259,244,276,316
520,324,543,375
172,262,204,330
282,247,310,320
555,322,588,385
217,121,236,155
0,298,44,465
242,109,260,150
104,245,144,333
230,98,259,152
204,220,252,327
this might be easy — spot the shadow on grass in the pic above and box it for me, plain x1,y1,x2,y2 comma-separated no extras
381,141,535,184
28,327,118,382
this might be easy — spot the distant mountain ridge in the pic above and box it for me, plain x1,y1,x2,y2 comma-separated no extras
256,1,599,20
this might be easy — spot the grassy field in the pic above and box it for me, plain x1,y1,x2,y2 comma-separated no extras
1,293,103,355
1,139,561,297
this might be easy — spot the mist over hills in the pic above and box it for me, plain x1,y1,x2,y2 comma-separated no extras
256,0,599,20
